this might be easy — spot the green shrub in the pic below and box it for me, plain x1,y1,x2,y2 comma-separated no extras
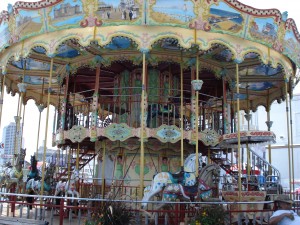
85,201,134,225
190,205,227,225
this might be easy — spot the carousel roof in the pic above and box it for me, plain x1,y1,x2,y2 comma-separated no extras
0,0,299,111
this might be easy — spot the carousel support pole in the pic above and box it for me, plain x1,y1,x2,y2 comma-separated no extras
289,91,295,196
265,90,273,176
76,143,80,194
101,141,106,203
91,64,101,141
21,105,26,162
284,78,292,197
231,148,234,167
13,91,21,165
222,72,227,134
194,29,200,177
236,63,242,203
0,75,6,128
52,103,57,136
40,58,53,206
195,54,199,176
14,59,26,158
139,52,146,200
16,58,27,154
36,79,45,158
245,86,251,177
76,143,80,170
61,71,70,131
56,148,60,180
67,146,72,182
180,52,184,168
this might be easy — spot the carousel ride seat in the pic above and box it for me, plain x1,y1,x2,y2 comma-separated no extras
170,170,185,184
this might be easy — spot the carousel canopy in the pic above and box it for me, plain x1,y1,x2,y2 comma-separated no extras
0,0,299,112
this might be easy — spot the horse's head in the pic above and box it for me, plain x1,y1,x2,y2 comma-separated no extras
16,148,26,163
30,155,38,170
45,163,55,183
184,153,202,173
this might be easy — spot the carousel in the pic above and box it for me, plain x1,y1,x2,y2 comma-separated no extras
0,0,299,224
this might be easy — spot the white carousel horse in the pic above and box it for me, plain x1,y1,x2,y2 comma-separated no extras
141,153,203,208
4,148,26,190
54,168,80,202
155,164,221,209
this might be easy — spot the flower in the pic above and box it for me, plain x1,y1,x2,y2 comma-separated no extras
190,205,228,225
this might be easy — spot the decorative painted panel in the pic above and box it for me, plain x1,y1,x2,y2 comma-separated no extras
248,17,278,45
155,125,181,143
104,123,133,141
48,0,84,30
0,22,10,50
283,30,300,67
208,2,244,34
149,0,196,25
16,7,44,40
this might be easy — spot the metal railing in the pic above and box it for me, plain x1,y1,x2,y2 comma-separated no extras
0,191,299,225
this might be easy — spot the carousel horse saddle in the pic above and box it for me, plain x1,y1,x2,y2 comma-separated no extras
171,170,185,184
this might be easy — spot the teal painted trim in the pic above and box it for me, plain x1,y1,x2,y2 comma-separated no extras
144,0,147,25
243,14,250,39
43,8,49,33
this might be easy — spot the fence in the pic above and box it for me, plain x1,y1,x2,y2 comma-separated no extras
1,192,299,225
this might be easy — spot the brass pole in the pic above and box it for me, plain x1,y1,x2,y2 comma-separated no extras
0,75,6,128
195,54,199,177
13,94,21,165
20,105,26,150
14,59,26,161
180,52,184,167
289,93,295,195
236,64,242,202
101,141,106,199
284,79,292,197
35,113,42,158
76,142,80,170
194,28,200,176
139,52,146,199
40,58,53,199
36,79,45,158
246,87,250,177
266,90,272,174
56,148,60,180
289,87,295,196
67,147,72,180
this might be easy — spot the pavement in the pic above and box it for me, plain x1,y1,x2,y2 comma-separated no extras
0,202,89,225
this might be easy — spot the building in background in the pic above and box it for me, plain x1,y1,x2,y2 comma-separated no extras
36,141,57,163
0,122,23,165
